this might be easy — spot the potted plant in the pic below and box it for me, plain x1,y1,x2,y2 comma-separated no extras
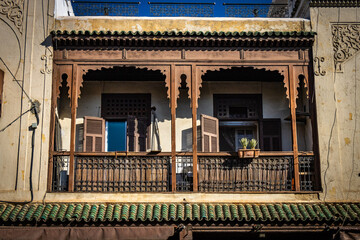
238,138,260,158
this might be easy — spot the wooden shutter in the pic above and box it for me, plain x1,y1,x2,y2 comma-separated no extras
201,114,219,152
83,116,105,152
262,119,282,151
127,116,147,152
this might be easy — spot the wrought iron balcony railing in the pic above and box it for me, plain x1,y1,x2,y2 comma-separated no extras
51,152,318,193
70,1,290,18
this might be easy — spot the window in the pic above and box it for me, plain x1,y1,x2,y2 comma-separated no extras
214,94,282,151
82,94,151,152
214,94,261,151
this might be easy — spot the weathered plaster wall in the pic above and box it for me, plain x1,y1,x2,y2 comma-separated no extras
0,0,54,201
54,17,311,33
310,7,360,201
58,80,311,152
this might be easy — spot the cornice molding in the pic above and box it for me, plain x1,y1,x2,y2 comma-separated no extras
0,0,24,33
310,0,360,7
52,31,315,49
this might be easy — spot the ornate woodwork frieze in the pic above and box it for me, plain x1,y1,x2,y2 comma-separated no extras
332,24,360,72
54,65,72,100
0,0,24,33
77,64,171,105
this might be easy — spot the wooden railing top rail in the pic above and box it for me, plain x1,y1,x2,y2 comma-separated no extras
52,151,314,157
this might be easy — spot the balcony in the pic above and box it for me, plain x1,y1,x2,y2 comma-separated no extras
52,152,317,193
70,1,290,18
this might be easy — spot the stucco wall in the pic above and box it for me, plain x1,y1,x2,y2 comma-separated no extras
58,80,311,152
310,7,360,201
0,0,54,201
54,16,311,33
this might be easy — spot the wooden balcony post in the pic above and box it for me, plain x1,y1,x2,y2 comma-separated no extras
191,65,198,192
289,65,300,191
47,65,59,192
170,64,176,192
48,64,72,192
68,64,78,192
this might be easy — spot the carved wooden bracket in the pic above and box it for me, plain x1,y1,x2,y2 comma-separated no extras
135,65,170,103
293,65,309,100
174,65,191,108
53,64,72,100
196,66,232,108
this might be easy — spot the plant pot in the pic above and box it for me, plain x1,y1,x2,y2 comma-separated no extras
238,149,260,158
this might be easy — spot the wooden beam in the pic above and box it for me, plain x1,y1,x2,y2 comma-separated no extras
68,64,78,192
47,66,58,192
289,65,300,191
170,64,176,192
191,64,198,192
47,64,72,192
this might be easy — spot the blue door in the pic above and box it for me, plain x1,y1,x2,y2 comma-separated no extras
106,121,127,151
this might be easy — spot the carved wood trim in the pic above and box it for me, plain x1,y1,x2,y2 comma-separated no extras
196,65,289,108
54,64,72,99
174,65,191,108
293,65,309,99
77,65,171,102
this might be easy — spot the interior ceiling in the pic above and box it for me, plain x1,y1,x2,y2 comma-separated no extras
83,66,284,82
83,66,166,81
202,67,284,82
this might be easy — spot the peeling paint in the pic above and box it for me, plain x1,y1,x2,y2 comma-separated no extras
349,113,353,120
345,137,351,145
42,134,46,142
337,99,342,103
21,170,24,181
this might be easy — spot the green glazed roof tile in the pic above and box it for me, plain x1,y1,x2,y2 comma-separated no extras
152,204,160,221
113,204,121,221
283,204,295,221
145,204,152,221
253,204,263,220
64,204,75,221
9,205,22,221
177,204,184,221
128,204,137,221
230,204,238,220
290,204,303,220
200,204,208,220
0,202,359,224
16,205,29,221
51,30,316,38
168,204,176,220
81,204,91,221
40,204,53,221
238,204,247,220
260,205,271,221
161,204,168,221
73,204,83,220
137,204,145,221
33,205,44,221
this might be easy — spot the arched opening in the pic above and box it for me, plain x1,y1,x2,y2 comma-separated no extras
198,66,292,152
